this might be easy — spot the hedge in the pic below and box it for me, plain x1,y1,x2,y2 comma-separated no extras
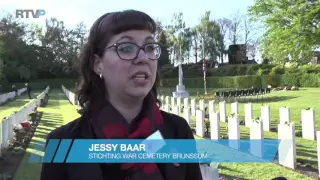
161,73,320,89
0,79,77,93
0,73,319,93
159,64,320,79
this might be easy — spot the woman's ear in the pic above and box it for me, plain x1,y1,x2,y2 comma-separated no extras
93,54,103,75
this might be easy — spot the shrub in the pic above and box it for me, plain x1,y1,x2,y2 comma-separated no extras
161,74,320,88
269,65,285,75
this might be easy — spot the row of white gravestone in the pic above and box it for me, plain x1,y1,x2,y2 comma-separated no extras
0,87,27,105
159,96,320,172
0,86,50,157
159,95,317,141
162,105,310,172
61,85,79,106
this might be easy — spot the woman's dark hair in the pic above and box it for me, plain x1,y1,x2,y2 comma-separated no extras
76,10,162,113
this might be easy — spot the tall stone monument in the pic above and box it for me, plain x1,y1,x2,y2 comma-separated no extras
172,62,190,98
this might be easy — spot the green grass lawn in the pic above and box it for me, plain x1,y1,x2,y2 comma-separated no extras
164,88,320,179
12,90,80,180
0,91,41,120
9,88,320,180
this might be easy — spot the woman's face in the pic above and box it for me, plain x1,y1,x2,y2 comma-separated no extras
95,29,159,100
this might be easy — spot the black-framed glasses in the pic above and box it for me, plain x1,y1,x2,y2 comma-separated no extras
106,42,161,60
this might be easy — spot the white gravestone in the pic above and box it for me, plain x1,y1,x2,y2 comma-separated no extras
301,108,316,140
172,106,179,115
231,102,238,115
191,99,196,116
196,110,205,137
165,96,169,106
183,108,190,125
177,97,181,109
200,165,219,180
199,99,205,111
184,98,189,109
245,103,253,127
250,119,264,158
209,111,220,140
278,122,296,169
228,115,240,150
219,101,226,122
171,97,175,109
261,105,270,131
316,131,320,177
163,104,169,112
208,100,215,114
279,107,290,124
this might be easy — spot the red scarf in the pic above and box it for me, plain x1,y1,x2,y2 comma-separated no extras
90,95,165,180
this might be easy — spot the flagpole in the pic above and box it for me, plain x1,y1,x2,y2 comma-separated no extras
202,37,207,96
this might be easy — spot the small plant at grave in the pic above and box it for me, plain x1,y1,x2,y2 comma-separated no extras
204,119,210,137
13,124,26,145
229,113,236,118
239,120,245,125
28,111,37,125
252,117,260,123
284,121,290,126
295,130,302,137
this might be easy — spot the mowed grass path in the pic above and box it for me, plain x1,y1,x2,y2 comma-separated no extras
12,90,80,180
0,91,41,120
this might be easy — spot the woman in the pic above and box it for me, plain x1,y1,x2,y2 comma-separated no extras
40,10,203,180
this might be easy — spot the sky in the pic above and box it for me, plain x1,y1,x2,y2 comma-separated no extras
0,0,259,62
0,0,255,28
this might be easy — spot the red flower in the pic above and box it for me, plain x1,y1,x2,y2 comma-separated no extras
300,120,302,124
20,121,30,128
102,124,127,138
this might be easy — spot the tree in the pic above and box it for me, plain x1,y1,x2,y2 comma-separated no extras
0,12,87,82
248,0,320,65
216,18,232,63
194,11,222,66
157,30,170,67
167,12,188,64
247,38,260,60
228,11,244,45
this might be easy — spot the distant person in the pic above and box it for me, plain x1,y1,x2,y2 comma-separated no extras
12,84,18,97
40,10,202,180
25,83,32,99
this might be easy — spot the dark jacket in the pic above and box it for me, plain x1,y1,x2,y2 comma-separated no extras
40,110,203,180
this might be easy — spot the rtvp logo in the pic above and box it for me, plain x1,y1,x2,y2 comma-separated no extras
16,9,46,18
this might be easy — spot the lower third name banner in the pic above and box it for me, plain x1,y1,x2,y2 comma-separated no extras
40,139,282,163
